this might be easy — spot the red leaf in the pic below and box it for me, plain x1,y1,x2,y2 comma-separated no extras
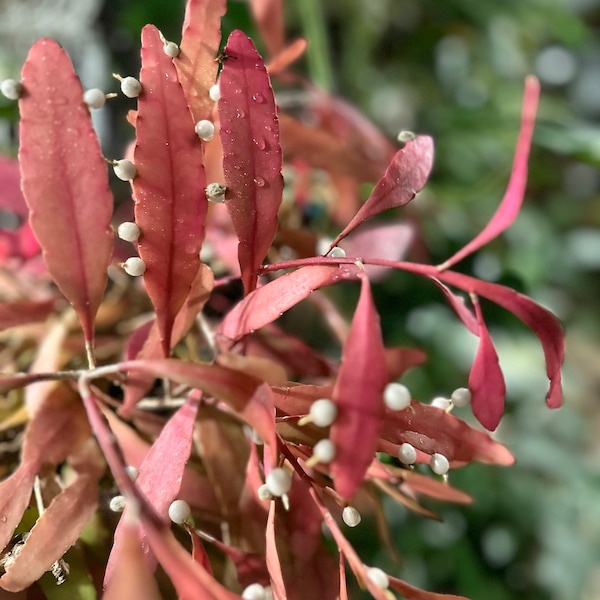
105,391,201,586
188,528,214,575
18,39,114,345
331,135,434,247
219,264,357,341
440,76,540,270
266,501,287,600
119,359,277,461
133,25,207,356
176,0,226,123
266,39,308,75
0,155,26,217
0,468,36,556
388,575,470,600
435,269,564,410
384,346,427,381
250,0,285,57
468,296,506,430
219,30,284,294
430,278,479,335
0,300,55,332
330,275,388,501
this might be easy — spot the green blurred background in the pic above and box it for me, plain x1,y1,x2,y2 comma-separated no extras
1,0,600,598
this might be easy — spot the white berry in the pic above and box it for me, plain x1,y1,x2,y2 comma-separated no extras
117,221,140,242
263,587,273,600
397,130,416,145
125,465,139,481
309,398,338,428
113,159,137,181
312,439,336,464
168,499,191,524
205,182,227,203
109,495,126,512
257,484,272,501
451,387,471,407
342,506,361,527
430,453,450,475
122,257,146,276
241,583,266,600
383,382,411,411
209,83,221,102
430,396,451,410
398,442,417,465
195,119,215,141
366,566,389,590
1,79,22,100
120,76,142,98
265,467,292,497
83,88,106,109
327,246,346,258
163,41,180,57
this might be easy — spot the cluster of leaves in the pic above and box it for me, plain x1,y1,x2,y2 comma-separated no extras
0,0,564,598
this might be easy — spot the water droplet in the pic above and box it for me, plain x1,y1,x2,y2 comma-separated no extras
234,87,242,95
0,515,6,523
264,124,273,132
236,108,246,118
254,176,266,187
253,92,265,103
253,136,267,150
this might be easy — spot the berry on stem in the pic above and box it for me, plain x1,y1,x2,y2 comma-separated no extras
112,159,137,181
265,467,292,497
117,221,140,242
122,257,146,276
195,119,215,141
298,398,338,427
342,506,362,527
430,453,450,475
1,79,22,100
383,382,411,411
451,387,472,407
398,442,417,465
168,499,191,524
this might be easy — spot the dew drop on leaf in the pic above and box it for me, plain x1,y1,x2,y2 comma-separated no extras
254,176,266,187
252,92,265,103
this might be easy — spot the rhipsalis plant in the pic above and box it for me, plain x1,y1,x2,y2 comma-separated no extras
0,0,564,598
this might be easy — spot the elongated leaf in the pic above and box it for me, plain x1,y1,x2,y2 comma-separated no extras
134,25,207,356
389,575,470,600
440,76,540,270
266,501,287,600
0,299,53,332
330,275,388,501
430,278,478,335
468,297,506,430
105,391,201,586
176,0,226,122
219,264,355,341
0,468,36,556
330,135,434,247
266,38,308,75
219,30,284,294
250,0,285,57
18,39,114,345
435,269,563,410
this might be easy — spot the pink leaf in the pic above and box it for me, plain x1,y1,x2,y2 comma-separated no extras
0,468,36,556
0,155,27,217
18,39,114,345
330,274,388,501
119,359,277,460
176,0,227,123
384,346,427,381
468,296,506,430
266,38,308,75
330,135,434,247
388,575,470,600
266,501,287,600
435,269,564,410
219,264,356,341
105,391,201,586
250,0,285,57
430,278,478,335
188,528,214,575
219,30,284,294
133,25,207,356
439,76,540,270
0,300,55,332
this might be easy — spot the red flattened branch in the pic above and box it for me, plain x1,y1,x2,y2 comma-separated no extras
219,30,284,294
18,39,114,347
133,25,207,356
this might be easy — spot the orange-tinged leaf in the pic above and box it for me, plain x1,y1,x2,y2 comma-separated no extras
388,575,470,600
330,275,388,501
266,501,287,600
250,0,285,57
18,39,114,344
133,25,207,356
219,30,284,294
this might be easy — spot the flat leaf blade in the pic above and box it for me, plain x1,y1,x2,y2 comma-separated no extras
219,30,284,294
18,39,114,343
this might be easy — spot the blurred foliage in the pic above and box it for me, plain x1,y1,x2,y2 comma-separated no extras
1,0,599,598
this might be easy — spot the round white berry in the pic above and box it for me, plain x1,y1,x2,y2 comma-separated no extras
309,398,337,428
163,41,180,57
241,583,266,600
312,439,336,464
342,506,361,527
451,387,471,407
109,495,126,512
125,465,139,481
205,182,227,203
120,76,142,98
327,246,346,258
117,221,140,242
430,396,451,410
397,130,416,145
366,566,389,590
1,79,22,100
122,257,146,276
209,83,221,102
263,587,273,600
430,453,450,475
168,499,191,524
195,119,215,141
398,442,417,465
113,159,137,181
83,88,107,109
257,483,273,501
265,467,292,497
383,382,411,411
